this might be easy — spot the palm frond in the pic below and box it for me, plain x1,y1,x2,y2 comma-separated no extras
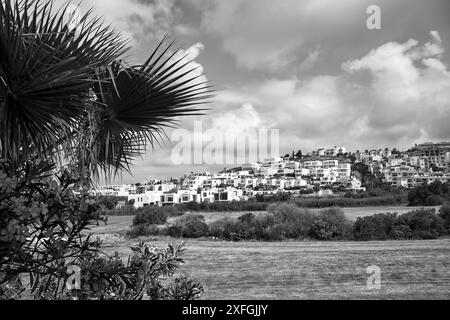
1,1,213,181
88,40,214,179
0,0,128,164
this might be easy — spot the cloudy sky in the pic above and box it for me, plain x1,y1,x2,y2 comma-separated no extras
59,0,450,183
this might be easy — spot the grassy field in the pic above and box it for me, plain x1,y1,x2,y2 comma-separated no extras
92,206,450,300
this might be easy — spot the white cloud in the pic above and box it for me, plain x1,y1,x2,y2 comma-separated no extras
56,0,179,61
207,31,450,153
200,0,367,71
174,24,198,36
343,31,450,141
430,30,442,43
299,48,322,71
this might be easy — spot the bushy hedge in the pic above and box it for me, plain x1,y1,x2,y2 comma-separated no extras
408,181,450,206
209,213,277,241
132,206,184,225
127,203,449,242
127,224,163,238
126,206,184,238
133,208,168,226
353,209,447,240
267,203,313,239
352,213,398,240
208,205,350,241
309,208,353,240
439,203,450,232
167,214,209,238
109,203,183,217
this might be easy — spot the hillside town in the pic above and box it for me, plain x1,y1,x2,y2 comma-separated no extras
95,142,450,208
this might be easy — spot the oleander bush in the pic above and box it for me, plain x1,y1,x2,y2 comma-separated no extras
0,162,203,300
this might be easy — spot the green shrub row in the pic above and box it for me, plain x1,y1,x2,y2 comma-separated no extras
128,203,450,242
407,181,450,206
354,204,450,240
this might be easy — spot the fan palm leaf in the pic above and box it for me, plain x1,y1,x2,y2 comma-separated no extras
1,0,213,181
0,0,128,165
84,38,214,179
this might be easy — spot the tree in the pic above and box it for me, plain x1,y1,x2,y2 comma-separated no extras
0,0,209,300
295,150,303,159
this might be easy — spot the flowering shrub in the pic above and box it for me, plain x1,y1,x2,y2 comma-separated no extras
0,161,203,300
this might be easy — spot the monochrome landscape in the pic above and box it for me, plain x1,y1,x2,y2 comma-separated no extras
1,0,449,301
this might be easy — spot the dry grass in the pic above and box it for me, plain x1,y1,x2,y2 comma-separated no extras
92,210,450,300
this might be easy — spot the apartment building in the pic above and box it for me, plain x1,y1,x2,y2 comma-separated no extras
303,160,323,168
383,164,450,188
324,146,346,157
337,163,351,178
97,185,136,197
311,148,325,157
322,160,339,168
309,146,346,158
416,142,450,168
153,182,177,192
